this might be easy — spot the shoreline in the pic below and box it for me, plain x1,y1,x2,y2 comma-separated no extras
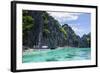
23,46,91,52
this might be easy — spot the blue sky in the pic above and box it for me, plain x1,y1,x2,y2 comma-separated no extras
47,12,91,37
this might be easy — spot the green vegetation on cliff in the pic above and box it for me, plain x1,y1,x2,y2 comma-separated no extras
22,10,91,49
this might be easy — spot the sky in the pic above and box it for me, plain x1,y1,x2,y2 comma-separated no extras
47,11,91,37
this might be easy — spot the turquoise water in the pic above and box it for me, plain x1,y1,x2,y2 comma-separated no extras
22,48,91,63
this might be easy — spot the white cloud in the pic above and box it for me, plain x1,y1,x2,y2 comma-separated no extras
68,24,85,37
47,12,82,23
69,24,80,32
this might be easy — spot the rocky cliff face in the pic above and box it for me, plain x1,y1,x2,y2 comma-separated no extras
80,33,91,48
62,24,81,47
23,10,91,49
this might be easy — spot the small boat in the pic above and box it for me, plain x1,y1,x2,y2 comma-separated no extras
42,46,48,49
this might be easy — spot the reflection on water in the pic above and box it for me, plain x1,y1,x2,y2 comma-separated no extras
22,48,91,63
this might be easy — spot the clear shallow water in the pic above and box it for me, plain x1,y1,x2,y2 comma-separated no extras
22,48,91,63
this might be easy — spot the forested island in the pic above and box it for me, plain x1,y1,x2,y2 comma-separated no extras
22,10,91,50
